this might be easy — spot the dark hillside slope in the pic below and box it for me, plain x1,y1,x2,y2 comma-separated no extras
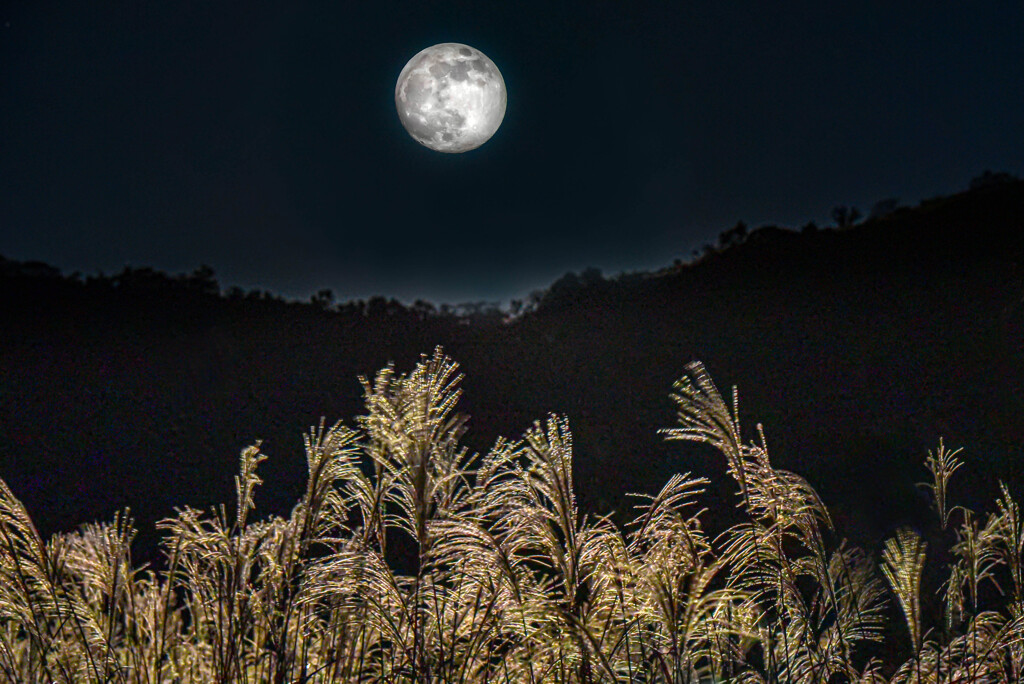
501,180,1023,542
1,180,1021,558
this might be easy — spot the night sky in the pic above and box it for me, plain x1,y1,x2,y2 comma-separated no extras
2,2,1023,305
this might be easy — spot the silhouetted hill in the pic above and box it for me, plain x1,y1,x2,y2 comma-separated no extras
1,177,1022,562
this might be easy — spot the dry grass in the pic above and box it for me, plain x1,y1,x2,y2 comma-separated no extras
1,348,1022,682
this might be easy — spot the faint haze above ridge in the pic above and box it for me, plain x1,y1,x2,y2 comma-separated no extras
2,170,1020,324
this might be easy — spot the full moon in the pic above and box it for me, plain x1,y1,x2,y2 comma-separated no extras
395,43,507,153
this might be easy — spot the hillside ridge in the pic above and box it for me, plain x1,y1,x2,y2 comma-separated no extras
1,176,1022,560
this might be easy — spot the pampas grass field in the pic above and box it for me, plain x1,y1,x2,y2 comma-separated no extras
1,348,1021,682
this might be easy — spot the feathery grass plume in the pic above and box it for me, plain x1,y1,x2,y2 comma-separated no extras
626,473,743,681
452,435,557,681
56,511,139,681
660,361,885,682
661,362,746,503
0,476,112,682
233,441,266,533
491,415,603,678
943,610,1024,682
853,659,889,683
248,422,360,683
661,364,834,534
579,516,643,678
944,486,1024,682
946,510,1003,624
156,505,252,681
423,518,525,679
358,346,470,544
357,347,478,680
882,527,928,654
117,570,187,684
0,476,62,681
989,484,1024,684
994,482,1024,607
919,439,964,530
298,419,362,542
822,542,888,647
886,609,1024,683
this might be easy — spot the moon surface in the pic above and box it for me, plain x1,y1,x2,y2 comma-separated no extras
395,43,506,153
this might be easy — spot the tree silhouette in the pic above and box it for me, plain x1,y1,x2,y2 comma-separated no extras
310,288,335,309
717,221,748,249
183,264,219,294
831,205,861,228
868,198,900,221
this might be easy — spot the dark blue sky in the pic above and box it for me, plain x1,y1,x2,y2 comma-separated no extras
2,2,1023,304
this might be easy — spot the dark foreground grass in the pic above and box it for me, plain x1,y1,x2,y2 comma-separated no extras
1,349,1021,682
